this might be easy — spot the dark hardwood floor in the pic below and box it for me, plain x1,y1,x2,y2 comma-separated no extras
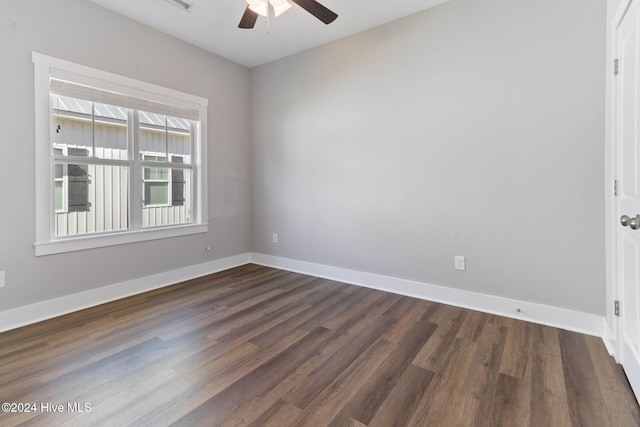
1,264,638,426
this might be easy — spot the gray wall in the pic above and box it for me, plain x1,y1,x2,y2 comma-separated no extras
0,0,608,317
0,0,252,310
251,0,607,314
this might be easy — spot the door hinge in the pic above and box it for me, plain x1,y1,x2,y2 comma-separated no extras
614,58,620,75
615,300,620,316
614,179,619,196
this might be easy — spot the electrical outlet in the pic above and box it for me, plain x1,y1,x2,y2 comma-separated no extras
455,256,466,271
0,271,5,288
272,233,278,243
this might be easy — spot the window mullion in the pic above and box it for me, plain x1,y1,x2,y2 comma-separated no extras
190,121,198,224
164,115,169,159
91,103,96,157
166,124,172,205
131,110,143,231
53,157,130,167
163,117,170,208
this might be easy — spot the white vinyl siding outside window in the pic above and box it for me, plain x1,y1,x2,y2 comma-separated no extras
33,53,208,256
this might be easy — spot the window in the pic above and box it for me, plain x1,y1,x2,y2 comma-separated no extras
33,53,208,256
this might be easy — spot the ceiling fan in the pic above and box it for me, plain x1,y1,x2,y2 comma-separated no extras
239,0,338,29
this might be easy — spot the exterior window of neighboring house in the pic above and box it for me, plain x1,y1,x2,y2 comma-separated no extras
143,155,170,206
141,154,186,207
33,53,208,256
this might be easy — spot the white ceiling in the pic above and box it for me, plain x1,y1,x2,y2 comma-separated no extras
87,0,449,68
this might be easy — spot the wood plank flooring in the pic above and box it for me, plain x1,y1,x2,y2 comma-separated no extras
0,264,638,426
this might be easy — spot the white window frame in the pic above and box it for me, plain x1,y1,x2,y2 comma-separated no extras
33,52,208,256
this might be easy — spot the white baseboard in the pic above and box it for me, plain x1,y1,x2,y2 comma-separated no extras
0,253,251,333
0,251,608,347
250,253,607,339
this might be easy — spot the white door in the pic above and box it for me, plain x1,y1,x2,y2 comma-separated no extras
617,0,640,401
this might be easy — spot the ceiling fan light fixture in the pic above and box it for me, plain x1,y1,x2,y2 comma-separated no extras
239,0,337,29
247,0,268,17
270,0,292,17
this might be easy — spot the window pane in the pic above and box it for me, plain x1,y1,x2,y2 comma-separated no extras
143,168,192,228
145,182,169,206
52,96,129,160
94,102,129,160
52,95,93,157
139,112,192,164
142,154,167,165
54,181,63,212
168,116,192,164
54,164,64,179
144,167,169,181
54,164,129,237
139,112,167,159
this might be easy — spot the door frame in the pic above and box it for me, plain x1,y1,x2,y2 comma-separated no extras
606,0,635,361
606,0,632,359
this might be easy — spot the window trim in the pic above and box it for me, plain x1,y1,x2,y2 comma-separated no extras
33,52,208,256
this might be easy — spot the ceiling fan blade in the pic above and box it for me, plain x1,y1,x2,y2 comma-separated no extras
238,6,259,29
291,0,338,25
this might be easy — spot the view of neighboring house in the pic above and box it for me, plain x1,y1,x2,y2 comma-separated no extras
51,94,193,236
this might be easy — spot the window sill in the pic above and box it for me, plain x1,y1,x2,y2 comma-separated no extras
34,223,208,256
